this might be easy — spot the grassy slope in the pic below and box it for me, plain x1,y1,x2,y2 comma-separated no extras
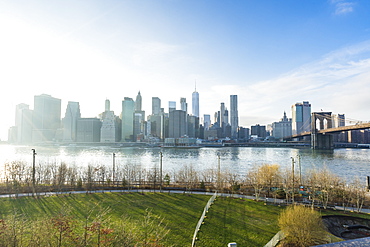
0,192,209,246
0,193,284,246
0,193,368,246
196,197,282,246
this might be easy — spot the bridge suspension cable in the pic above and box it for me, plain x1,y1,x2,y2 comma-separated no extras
311,112,370,127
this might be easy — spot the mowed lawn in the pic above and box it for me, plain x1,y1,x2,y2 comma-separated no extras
195,196,282,246
0,192,284,246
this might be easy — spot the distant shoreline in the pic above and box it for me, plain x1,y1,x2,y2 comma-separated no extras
2,141,367,149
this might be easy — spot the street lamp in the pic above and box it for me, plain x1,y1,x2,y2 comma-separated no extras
217,154,221,192
159,152,163,192
291,157,295,204
297,154,302,186
112,153,116,187
32,149,37,197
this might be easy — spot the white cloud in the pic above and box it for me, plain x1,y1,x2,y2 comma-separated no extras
234,40,370,127
331,0,355,15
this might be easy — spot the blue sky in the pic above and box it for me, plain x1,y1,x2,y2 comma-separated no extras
1,0,370,140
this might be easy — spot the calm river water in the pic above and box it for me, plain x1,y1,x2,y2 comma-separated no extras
0,144,369,182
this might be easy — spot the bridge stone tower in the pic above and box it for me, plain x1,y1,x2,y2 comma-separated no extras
311,112,334,149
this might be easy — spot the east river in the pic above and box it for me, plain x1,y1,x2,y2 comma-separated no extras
0,144,369,182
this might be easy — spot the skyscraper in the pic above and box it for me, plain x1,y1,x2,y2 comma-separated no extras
291,101,311,135
192,86,199,117
62,101,81,142
134,92,145,140
203,114,211,130
122,97,135,141
133,112,144,141
149,97,163,139
15,103,33,144
169,101,176,113
169,110,187,138
272,111,292,139
180,97,187,113
230,95,239,139
32,94,61,143
135,91,142,112
332,114,347,142
101,99,120,142
224,109,229,125
76,118,101,142
220,103,226,128
332,114,345,128
152,97,161,115
105,98,110,112
251,124,267,138
148,114,164,139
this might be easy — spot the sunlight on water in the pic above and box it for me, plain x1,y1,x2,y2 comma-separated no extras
1,144,369,182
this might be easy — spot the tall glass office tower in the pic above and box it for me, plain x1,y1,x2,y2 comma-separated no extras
152,97,161,115
62,101,81,142
32,94,61,142
291,101,311,135
15,103,33,144
122,97,135,141
230,95,239,139
180,97,187,113
192,87,199,117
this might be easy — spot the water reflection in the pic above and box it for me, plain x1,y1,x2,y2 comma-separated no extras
0,144,369,181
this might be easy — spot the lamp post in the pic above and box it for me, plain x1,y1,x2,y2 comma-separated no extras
112,153,116,187
217,154,221,191
291,157,295,204
159,152,163,192
298,155,302,186
32,149,36,197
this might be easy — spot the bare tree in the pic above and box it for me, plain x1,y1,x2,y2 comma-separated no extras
6,161,27,195
200,168,217,191
247,164,281,201
57,162,68,192
177,164,199,193
123,163,138,190
247,165,264,200
66,165,78,189
97,165,107,187
226,171,241,194
337,181,351,211
305,167,343,209
350,176,367,213
41,161,52,188
259,164,281,197
139,209,169,246
85,164,95,192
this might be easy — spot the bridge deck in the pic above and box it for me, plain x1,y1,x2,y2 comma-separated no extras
286,123,370,139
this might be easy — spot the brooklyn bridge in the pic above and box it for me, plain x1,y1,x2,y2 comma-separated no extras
284,112,370,150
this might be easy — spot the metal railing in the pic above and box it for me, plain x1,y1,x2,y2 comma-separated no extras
264,231,285,247
191,191,218,247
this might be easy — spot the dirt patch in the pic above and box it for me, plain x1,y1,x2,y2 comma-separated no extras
322,215,370,240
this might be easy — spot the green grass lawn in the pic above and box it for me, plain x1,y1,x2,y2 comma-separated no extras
195,197,282,246
0,192,284,246
0,192,368,246
0,192,210,246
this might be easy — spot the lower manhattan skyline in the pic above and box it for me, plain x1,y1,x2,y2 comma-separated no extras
1,0,370,140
